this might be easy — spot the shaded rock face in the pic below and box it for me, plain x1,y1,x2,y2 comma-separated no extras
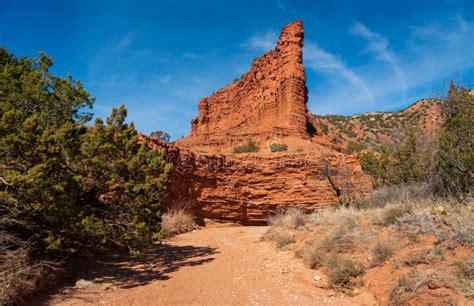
147,137,372,224
177,21,310,148
153,20,374,223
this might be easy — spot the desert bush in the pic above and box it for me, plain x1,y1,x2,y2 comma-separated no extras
363,183,433,209
454,256,474,279
326,256,365,289
319,226,360,253
307,207,359,229
284,208,306,229
447,208,474,248
342,141,368,154
261,228,295,248
401,249,433,266
269,142,288,152
454,256,474,298
381,203,413,225
299,244,327,269
0,233,58,305
233,139,259,153
389,270,453,305
161,208,196,237
371,239,396,266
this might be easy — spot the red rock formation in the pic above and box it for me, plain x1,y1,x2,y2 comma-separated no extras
146,136,372,224
151,20,374,223
177,21,310,148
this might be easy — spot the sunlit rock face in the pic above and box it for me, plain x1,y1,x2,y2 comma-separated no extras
148,21,374,224
176,21,311,149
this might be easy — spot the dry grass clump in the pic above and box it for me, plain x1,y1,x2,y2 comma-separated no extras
381,203,413,225
307,207,359,229
400,245,444,268
453,256,474,298
389,269,453,305
447,207,473,248
371,239,396,266
299,244,327,269
319,225,363,253
161,208,196,237
269,208,306,229
0,233,58,305
362,183,433,209
326,256,365,290
261,227,295,248
454,256,474,279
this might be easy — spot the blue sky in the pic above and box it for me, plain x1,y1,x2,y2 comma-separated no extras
1,0,473,139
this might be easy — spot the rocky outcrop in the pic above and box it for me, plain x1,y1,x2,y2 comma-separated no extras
147,137,372,224
152,20,374,223
177,21,310,149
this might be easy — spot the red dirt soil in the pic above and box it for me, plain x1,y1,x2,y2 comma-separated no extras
43,226,377,305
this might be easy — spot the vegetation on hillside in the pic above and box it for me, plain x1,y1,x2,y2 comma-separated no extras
233,139,259,153
262,82,473,303
269,142,288,152
0,48,172,303
311,98,443,147
262,185,473,302
358,82,473,200
358,128,432,187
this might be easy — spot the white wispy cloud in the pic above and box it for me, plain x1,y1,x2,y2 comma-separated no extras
411,14,473,45
309,15,474,115
115,31,136,50
183,52,198,59
350,21,406,102
275,0,286,12
141,74,171,88
243,29,278,52
304,42,375,105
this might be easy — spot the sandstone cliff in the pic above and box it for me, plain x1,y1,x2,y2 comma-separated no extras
177,21,311,149
156,21,374,223
147,137,372,224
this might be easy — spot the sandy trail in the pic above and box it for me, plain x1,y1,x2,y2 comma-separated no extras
42,226,375,305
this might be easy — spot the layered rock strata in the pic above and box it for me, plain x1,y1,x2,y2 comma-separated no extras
177,21,310,148
147,137,372,224
152,20,374,223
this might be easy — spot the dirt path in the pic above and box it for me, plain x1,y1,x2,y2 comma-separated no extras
43,226,376,305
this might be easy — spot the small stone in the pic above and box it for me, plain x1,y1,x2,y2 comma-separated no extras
313,275,321,281
75,279,96,289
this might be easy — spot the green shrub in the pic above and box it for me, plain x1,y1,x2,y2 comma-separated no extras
359,129,432,186
233,139,259,153
0,48,171,262
269,142,288,152
343,141,368,154
436,82,474,198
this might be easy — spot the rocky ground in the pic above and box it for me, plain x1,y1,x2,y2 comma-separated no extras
39,226,376,305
